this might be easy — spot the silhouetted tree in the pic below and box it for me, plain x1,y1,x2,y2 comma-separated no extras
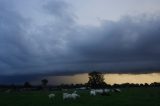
24,81,32,88
41,79,48,89
87,71,106,88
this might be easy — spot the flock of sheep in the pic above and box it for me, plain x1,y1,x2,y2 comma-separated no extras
48,88,121,100
48,90,80,100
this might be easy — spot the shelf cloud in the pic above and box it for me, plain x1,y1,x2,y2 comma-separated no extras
0,0,160,83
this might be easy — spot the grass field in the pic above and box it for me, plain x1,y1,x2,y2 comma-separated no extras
0,88,160,106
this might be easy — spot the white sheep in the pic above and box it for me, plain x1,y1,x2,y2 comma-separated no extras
73,90,77,94
71,93,80,99
115,88,121,92
48,93,55,100
90,90,96,96
63,93,72,100
63,92,80,100
104,89,110,93
95,89,103,94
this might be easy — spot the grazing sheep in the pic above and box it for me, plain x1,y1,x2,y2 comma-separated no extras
101,89,111,96
63,92,80,100
114,88,121,92
5,89,11,93
90,89,111,96
48,93,55,100
71,93,80,99
95,89,103,94
73,90,77,94
90,90,96,96
63,93,72,100
104,89,110,93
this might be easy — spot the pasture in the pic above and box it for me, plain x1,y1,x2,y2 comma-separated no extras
0,88,160,106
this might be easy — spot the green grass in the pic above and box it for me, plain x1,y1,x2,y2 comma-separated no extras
0,88,160,106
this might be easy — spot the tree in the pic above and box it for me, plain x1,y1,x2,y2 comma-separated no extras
24,81,32,88
41,79,48,87
87,71,106,88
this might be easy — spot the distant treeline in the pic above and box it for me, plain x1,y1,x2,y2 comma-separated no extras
0,82,160,91
0,72,160,91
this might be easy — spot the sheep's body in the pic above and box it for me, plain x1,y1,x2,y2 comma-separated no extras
104,89,110,93
90,90,96,96
90,89,112,96
71,93,80,99
95,89,103,94
48,93,55,99
63,93,72,99
73,90,77,94
63,92,80,100
114,88,121,92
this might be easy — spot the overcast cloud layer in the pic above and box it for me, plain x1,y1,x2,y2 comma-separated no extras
1,0,160,83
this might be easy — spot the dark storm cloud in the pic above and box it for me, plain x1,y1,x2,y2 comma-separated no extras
66,14,160,73
0,1,31,75
74,16,160,59
0,0,160,84
0,0,75,76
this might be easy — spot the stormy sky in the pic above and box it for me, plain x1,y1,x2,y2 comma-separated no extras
1,0,160,83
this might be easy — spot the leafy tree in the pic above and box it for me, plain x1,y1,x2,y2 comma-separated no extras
41,79,48,87
87,71,106,88
24,81,32,88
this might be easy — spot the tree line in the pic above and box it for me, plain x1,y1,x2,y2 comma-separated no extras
0,71,160,91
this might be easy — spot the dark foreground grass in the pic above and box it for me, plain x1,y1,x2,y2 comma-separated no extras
0,88,160,106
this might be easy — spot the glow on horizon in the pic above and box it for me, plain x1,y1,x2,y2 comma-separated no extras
32,73,160,85
105,73,160,85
